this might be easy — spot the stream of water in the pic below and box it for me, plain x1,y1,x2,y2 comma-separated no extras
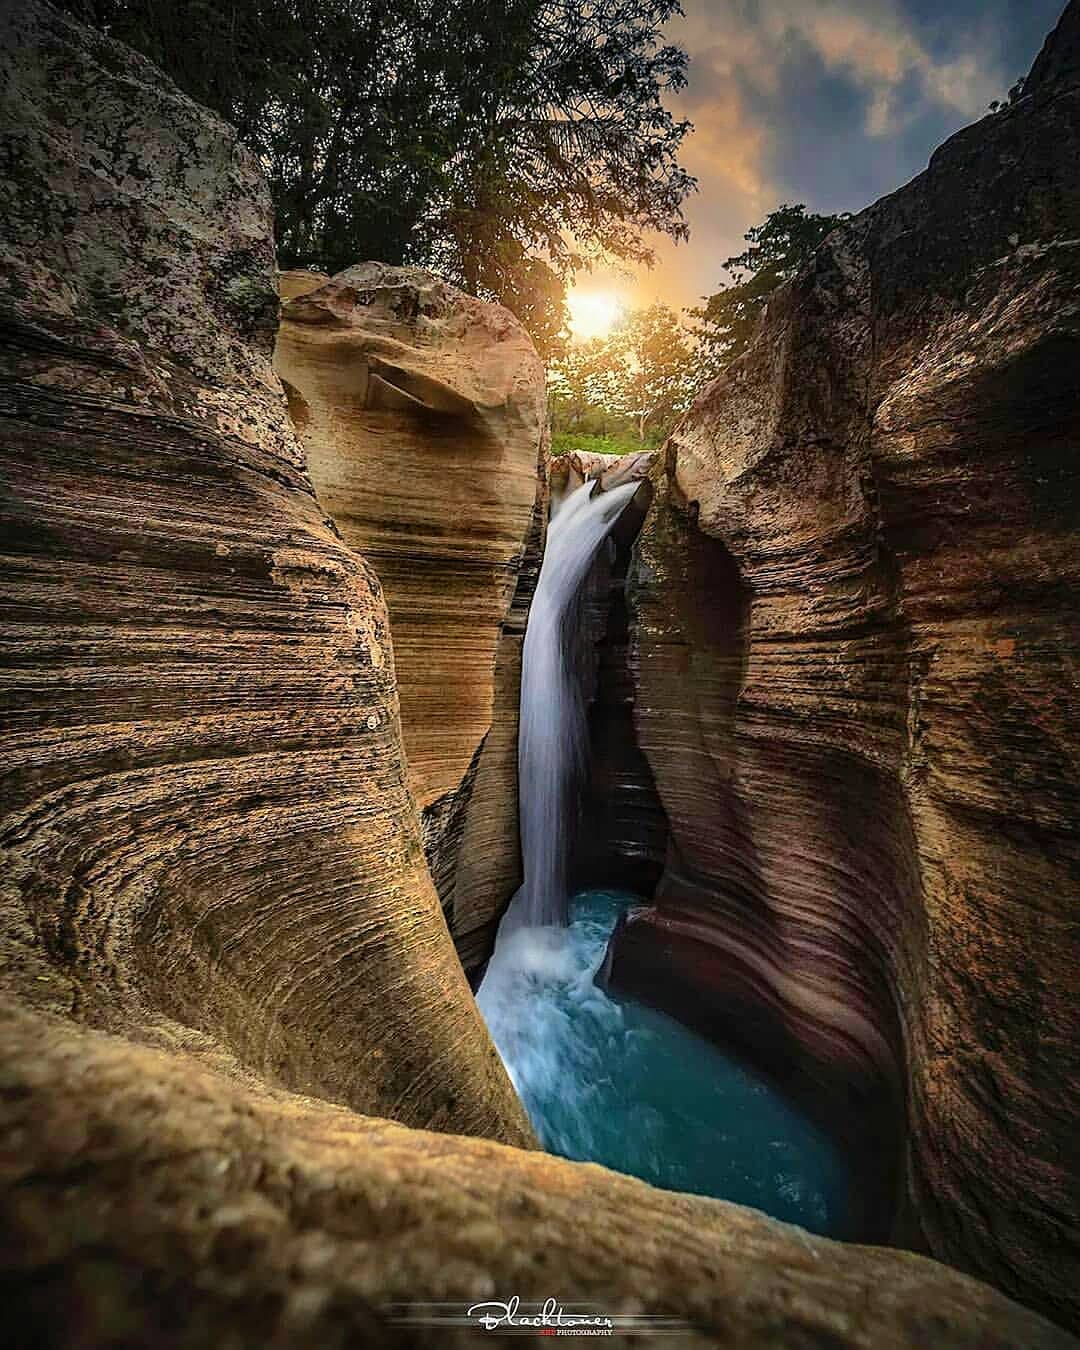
512,477,642,928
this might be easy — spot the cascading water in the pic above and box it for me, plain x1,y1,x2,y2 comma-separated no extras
477,477,851,1237
512,477,642,929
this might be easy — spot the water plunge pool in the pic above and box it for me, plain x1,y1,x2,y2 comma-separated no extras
478,888,851,1238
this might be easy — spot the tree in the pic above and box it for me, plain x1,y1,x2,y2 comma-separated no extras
483,251,570,362
989,77,1026,112
548,302,695,446
432,0,694,306
548,339,617,432
608,303,696,441
689,203,847,376
62,0,694,353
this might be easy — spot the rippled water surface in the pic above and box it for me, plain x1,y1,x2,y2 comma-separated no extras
478,888,851,1237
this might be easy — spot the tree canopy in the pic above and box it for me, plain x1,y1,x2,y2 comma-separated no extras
689,203,847,376
549,301,695,447
550,204,852,452
64,0,694,353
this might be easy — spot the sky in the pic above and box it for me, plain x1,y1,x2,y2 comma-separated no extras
567,0,1065,332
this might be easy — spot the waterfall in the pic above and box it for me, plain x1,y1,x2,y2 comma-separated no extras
474,476,851,1237
511,476,641,928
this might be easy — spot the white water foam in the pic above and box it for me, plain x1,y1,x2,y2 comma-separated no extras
508,477,640,929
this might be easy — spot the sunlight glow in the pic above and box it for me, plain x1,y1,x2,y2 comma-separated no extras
566,289,624,341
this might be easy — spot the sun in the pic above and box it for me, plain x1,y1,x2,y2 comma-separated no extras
565,289,624,341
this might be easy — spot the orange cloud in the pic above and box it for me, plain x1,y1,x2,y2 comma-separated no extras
569,0,1011,315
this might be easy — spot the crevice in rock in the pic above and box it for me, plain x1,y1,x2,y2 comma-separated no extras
599,478,916,1243
421,732,488,927
570,481,669,897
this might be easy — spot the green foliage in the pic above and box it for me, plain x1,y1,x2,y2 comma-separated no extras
62,0,694,355
548,206,850,441
609,302,697,440
551,431,644,457
548,338,617,432
688,203,848,377
548,301,695,445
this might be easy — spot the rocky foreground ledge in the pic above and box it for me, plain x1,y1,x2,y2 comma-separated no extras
3,1001,1072,1349
0,1,1075,1346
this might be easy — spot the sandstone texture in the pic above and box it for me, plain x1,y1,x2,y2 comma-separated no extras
609,0,1080,1327
274,264,546,966
0,0,531,1147
278,268,330,302
1,4,1077,1347
3,1000,1075,1350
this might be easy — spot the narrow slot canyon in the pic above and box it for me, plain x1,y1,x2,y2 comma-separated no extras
473,457,875,1239
1,2,1077,1345
279,285,903,1239
270,149,1078,1301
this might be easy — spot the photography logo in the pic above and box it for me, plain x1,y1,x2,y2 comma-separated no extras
385,1296,692,1336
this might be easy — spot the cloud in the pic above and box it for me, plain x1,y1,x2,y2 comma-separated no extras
601,0,1065,312
791,4,999,134
684,0,1003,139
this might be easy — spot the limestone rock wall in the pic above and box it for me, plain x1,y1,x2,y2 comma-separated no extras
3,5,1079,1347
3,999,1075,1350
274,265,546,966
609,0,1080,1325
0,0,531,1147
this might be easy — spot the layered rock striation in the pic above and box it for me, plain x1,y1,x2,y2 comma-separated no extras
1,3,1078,1346
608,0,1080,1325
274,264,546,968
0,0,531,1146
4,998,1075,1350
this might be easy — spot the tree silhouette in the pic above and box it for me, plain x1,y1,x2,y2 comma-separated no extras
689,203,847,376
64,0,694,351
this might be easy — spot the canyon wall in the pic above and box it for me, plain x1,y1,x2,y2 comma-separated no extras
275,266,546,968
609,0,1080,1326
1,4,1077,1346
0,0,531,1147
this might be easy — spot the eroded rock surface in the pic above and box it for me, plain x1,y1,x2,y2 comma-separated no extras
609,0,1080,1327
274,264,546,965
1,4,1077,1347
0,0,531,1147
3,1003,1076,1350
